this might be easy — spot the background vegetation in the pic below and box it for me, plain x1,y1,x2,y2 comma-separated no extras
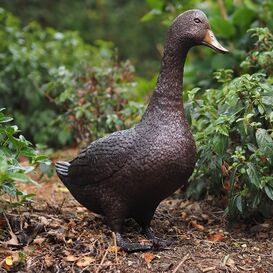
0,0,272,219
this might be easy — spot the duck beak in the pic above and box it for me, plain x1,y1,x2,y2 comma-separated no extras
202,29,229,53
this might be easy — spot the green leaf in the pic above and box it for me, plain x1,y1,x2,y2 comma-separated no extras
2,182,17,198
141,9,161,22
262,96,273,106
213,135,228,156
9,173,30,182
264,185,273,201
146,0,164,10
236,195,243,213
243,0,258,11
0,116,13,123
251,192,261,208
257,104,264,115
246,163,261,188
75,110,83,119
232,8,256,31
210,17,235,38
21,147,37,158
256,129,273,159
0,156,8,172
5,125,19,135
35,155,50,162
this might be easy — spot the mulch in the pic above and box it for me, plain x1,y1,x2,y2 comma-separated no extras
0,151,272,273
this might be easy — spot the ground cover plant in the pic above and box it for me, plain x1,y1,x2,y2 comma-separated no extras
0,108,51,212
142,0,273,220
185,27,273,219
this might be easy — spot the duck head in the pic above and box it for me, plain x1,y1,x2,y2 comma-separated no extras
171,9,228,53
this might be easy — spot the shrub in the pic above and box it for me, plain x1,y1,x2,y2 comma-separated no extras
0,8,91,146
44,44,145,144
0,108,51,213
186,28,273,219
142,0,273,90
1,8,143,146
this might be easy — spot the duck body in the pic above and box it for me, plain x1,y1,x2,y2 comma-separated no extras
56,9,228,252
62,110,196,221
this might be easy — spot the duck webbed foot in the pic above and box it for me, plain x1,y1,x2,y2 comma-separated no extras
116,232,152,252
143,226,173,249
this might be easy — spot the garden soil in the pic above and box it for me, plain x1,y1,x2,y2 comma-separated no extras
0,149,272,273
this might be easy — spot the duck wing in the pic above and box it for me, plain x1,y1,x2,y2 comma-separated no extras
67,130,134,185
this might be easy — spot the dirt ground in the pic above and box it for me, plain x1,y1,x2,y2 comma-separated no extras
0,149,273,273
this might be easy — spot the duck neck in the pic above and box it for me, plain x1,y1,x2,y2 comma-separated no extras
142,37,190,121
155,42,188,101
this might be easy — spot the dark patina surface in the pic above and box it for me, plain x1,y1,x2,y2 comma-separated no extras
56,9,228,252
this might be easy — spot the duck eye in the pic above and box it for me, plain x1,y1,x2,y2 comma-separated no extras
194,18,201,23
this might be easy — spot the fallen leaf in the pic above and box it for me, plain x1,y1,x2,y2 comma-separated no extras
44,255,54,268
190,220,205,231
143,252,155,264
39,216,50,226
255,267,265,273
5,256,13,266
76,207,88,212
207,232,224,241
108,246,120,253
226,257,235,267
63,250,70,256
181,211,188,220
33,237,45,246
202,266,216,272
66,239,73,244
67,220,77,228
185,203,202,215
65,255,79,262
0,218,6,228
221,164,229,177
4,230,20,247
56,186,69,193
76,256,95,267
201,214,209,221
223,179,230,192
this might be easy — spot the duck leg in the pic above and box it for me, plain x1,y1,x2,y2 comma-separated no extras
115,232,153,252
107,208,153,252
142,226,173,249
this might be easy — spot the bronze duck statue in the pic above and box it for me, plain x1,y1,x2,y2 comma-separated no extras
56,9,228,252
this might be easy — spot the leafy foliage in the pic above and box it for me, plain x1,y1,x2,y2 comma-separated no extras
1,1,273,221
142,0,273,90
0,0,163,78
0,109,51,212
46,52,145,144
186,28,273,219
0,8,143,146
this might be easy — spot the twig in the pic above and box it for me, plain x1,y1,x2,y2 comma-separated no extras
112,232,119,264
3,213,13,234
202,266,217,272
79,265,90,273
237,265,255,271
95,247,109,273
172,253,190,273
3,213,20,246
38,259,44,273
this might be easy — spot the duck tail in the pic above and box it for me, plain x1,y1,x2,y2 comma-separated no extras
55,161,71,182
